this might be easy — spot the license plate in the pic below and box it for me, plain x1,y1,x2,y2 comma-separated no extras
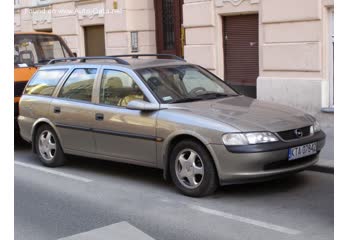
288,143,317,161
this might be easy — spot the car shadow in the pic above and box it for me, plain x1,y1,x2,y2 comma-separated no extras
215,173,309,198
67,155,170,189
14,141,31,150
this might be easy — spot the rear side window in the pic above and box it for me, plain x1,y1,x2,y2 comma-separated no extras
58,68,97,102
24,69,67,96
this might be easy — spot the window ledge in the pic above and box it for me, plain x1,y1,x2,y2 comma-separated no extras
321,107,334,113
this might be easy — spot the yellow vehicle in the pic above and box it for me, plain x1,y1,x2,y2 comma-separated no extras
14,32,74,139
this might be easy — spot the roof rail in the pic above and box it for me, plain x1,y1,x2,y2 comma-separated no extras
47,56,130,65
109,54,186,62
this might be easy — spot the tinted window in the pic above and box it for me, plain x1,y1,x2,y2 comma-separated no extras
59,68,97,102
24,69,67,96
100,70,146,107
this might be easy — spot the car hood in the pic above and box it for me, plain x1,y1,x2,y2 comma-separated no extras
166,96,314,132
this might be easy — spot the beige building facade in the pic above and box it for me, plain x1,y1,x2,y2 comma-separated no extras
14,0,334,117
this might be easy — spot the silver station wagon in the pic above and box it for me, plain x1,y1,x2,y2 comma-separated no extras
18,55,326,197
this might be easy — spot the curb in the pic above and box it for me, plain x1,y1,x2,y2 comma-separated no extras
308,165,334,174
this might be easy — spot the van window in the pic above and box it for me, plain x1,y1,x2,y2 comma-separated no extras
14,34,72,66
24,69,67,96
58,68,97,102
100,70,146,107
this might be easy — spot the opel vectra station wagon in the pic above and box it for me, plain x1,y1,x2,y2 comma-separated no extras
18,55,326,197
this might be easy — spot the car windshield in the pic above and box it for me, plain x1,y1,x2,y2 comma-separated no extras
137,65,239,103
14,34,73,67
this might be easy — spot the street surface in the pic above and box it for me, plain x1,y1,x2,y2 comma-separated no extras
15,144,333,240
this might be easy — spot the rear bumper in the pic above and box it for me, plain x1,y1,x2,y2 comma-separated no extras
209,131,326,185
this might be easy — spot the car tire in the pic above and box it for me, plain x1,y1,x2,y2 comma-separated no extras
35,124,66,167
169,140,218,197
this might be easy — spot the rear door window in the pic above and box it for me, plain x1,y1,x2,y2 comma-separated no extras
24,69,67,96
58,68,97,102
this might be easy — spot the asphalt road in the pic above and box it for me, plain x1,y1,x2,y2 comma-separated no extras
15,144,334,240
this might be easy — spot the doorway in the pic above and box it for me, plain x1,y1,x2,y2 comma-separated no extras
84,25,106,56
154,0,184,57
223,14,259,98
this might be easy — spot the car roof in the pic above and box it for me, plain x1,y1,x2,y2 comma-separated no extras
39,57,190,71
41,59,188,69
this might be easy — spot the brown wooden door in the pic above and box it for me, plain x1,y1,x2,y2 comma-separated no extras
84,25,106,56
154,0,183,57
223,14,259,98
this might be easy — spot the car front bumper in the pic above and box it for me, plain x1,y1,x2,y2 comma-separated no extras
209,131,326,185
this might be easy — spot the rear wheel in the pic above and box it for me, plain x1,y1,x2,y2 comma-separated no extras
169,140,218,197
35,125,66,167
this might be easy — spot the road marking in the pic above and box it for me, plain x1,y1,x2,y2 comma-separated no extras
58,221,155,240
161,199,301,235
190,205,301,235
14,161,92,183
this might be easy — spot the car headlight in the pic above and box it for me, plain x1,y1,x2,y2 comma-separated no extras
311,120,321,134
222,132,279,146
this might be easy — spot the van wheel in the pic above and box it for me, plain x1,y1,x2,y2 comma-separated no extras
169,140,218,197
35,125,66,167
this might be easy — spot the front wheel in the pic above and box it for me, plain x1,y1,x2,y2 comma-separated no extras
35,125,66,167
169,140,218,197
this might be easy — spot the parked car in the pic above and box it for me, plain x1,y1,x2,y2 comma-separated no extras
14,32,74,140
18,55,326,197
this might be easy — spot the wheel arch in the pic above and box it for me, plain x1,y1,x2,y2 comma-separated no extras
162,133,220,181
31,118,62,153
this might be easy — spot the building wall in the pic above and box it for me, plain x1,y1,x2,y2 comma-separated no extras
182,0,334,114
14,0,334,116
14,0,157,57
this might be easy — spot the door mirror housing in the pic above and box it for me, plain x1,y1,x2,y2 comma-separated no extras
126,100,160,111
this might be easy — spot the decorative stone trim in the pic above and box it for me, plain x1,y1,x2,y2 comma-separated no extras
215,0,259,7
75,0,104,6
77,1,105,20
32,7,52,25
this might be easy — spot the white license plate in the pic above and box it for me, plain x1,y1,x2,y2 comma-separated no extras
288,143,317,161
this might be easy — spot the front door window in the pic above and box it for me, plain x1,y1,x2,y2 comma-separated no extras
100,70,146,107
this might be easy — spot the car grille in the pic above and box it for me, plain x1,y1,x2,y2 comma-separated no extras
277,126,311,141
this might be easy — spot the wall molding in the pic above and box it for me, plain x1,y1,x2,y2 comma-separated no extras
215,0,259,7
32,7,52,25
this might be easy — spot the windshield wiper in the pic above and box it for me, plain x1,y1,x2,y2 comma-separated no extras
171,96,203,103
196,92,236,99
171,92,237,104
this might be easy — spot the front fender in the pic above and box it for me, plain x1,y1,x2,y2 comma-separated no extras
159,130,221,181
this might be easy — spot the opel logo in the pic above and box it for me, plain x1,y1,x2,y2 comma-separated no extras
294,129,303,138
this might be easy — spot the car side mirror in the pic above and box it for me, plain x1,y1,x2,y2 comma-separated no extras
126,100,160,111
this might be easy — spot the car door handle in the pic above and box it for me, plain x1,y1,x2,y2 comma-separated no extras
53,106,61,114
95,113,104,121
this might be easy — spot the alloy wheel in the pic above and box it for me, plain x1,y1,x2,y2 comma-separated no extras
175,149,204,189
38,130,57,161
